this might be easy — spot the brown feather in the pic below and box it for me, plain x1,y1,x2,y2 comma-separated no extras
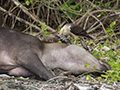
70,24,92,39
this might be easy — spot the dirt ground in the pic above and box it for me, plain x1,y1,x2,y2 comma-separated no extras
0,73,120,90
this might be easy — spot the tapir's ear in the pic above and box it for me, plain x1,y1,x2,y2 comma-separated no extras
99,60,111,71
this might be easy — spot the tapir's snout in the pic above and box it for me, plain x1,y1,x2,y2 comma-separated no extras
99,60,111,71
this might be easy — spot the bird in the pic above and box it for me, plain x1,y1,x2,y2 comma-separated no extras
60,23,93,51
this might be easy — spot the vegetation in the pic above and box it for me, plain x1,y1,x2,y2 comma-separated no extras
0,0,120,83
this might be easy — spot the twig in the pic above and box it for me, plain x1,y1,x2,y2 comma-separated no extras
91,14,106,33
87,12,120,32
63,11,74,22
75,9,118,30
95,31,120,43
2,2,14,27
12,0,56,33
47,76,68,82
0,6,42,31
47,0,50,25
87,24,101,33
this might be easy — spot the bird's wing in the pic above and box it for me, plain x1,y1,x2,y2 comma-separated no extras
70,24,83,35
70,24,93,39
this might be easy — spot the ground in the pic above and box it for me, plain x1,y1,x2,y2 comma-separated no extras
0,72,120,90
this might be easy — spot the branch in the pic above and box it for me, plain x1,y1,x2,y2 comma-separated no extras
0,6,41,31
75,9,120,31
12,0,56,33
94,31,120,43
87,12,120,32
91,14,106,34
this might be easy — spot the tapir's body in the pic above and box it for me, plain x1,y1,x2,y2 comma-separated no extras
0,27,110,80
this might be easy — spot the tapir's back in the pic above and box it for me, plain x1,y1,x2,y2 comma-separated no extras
0,27,44,51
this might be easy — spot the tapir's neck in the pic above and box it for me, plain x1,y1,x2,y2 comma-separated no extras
41,43,68,68
43,43,68,51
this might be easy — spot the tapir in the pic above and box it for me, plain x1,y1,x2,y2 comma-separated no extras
0,27,110,80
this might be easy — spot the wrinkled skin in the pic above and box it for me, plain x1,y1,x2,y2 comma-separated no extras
0,27,110,80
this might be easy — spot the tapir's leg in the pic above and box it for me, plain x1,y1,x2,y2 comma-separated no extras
14,49,54,80
8,66,34,77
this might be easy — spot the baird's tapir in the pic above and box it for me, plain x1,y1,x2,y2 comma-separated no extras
0,27,110,80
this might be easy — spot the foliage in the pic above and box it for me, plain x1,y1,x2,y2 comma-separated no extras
25,0,38,5
38,23,49,35
91,22,120,83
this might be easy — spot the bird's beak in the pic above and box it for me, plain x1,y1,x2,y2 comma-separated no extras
59,28,64,35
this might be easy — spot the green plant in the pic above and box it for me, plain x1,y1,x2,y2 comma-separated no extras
38,23,49,35
25,0,38,5
91,21,120,83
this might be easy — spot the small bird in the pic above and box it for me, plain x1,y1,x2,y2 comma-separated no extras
60,23,92,39
60,23,92,51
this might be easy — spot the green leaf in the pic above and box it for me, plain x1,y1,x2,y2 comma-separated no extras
101,74,108,78
84,65,87,68
80,7,86,10
109,32,112,38
105,2,111,8
45,31,49,35
67,11,76,19
38,23,47,31
93,66,96,69
85,63,90,68
110,57,117,62
61,4,68,9
97,77,102,80
117,39,120,45
38,23,42,26
58,41,62,43
86,75,92,81
25,0,29,5
66,0,74,5
97,12,104,17
41,38,44,41
30,0,32,2
92,5,97,9
110,21,116,27
95,1,103,5
70,5,76,9
92,51,98,56
105,27,112,33
58,28,61,33
103,40,108,46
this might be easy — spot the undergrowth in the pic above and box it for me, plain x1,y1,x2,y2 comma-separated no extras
24,0,120,83
87,21,120,83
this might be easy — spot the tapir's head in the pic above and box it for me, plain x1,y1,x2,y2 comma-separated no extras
99,60,111,71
